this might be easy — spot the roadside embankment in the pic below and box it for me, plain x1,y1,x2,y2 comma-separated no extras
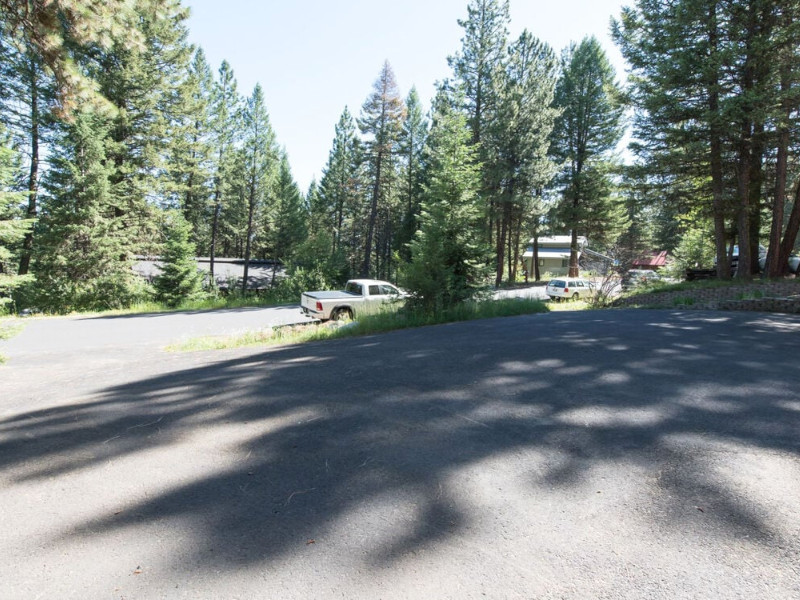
612,280,800,313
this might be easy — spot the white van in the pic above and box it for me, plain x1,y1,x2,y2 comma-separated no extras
545,278,595,301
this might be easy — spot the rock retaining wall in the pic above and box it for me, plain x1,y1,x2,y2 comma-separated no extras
612,281,800,314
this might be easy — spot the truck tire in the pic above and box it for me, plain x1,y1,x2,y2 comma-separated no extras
332,308,352,321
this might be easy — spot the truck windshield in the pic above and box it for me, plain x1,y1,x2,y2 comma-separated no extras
344,282,362,295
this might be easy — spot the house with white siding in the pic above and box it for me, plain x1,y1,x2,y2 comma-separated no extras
522,236,587,276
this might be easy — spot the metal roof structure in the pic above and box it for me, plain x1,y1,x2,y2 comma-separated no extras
632,251,668,268
132,257,283,290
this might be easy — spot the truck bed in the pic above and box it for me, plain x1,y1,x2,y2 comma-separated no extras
302,290,357,300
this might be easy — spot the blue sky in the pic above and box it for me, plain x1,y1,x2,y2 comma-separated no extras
185,0,630,192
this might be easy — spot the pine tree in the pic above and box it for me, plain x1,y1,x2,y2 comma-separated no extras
266,153,307,282
0,38,55,276
208,60,242,280
288,179,347,291
396,87,429,261
34,109,143,312
163,48,215,251
153,210,204,307
448,0,510,146
405,90,487,313
551,37,625,277
0,124,34,311
448,0,511,253
319,107,362,267
615,0,800,279
487,30,560,284
0,0,160,115
239,84,278,293
357,61,405,278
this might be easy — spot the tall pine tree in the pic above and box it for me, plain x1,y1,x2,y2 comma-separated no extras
0,124,34,310
396,87,429,261
208,60,242,279
487,30,560,284
239,83,278,293
405,89,487,313
357,61,405,278
551,37,625,277
35,109,142,312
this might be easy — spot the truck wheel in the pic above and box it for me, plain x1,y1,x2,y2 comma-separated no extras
332,308,352,321
572,292,579,300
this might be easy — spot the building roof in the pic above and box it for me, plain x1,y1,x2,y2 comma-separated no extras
522,247,574,260
132,257,283,290
527,235,587,248
632,251,668,268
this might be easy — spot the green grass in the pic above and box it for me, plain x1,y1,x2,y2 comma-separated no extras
46,293,295,319
0,318,24,366
0,319,25,341
671,296,696,307
167,298,550,353
546,299,593,311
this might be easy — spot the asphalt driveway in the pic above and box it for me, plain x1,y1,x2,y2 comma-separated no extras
1,309,799,599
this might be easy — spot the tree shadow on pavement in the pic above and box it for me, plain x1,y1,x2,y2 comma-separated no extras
2,310,799,577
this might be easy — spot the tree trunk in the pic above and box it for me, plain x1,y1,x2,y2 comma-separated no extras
568,226,580,278
767,118,789,277
242,174,256,295
707,3,730,280
362,150,382,277
510,210,521,283
18,54,40,276
766,8,794,278
779,177,800,272
748,121,764,276
495,197,509,286
210,190,220,283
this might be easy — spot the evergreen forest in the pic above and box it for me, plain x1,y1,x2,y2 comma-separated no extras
1,0,800,315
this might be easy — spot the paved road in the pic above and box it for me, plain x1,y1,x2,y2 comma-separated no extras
2,304,311,358
1,309,799,599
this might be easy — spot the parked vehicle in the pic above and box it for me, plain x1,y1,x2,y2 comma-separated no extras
687,248,799,280
545,278,595,301
301,279,405,321
759,254,800,274
622,269,661,289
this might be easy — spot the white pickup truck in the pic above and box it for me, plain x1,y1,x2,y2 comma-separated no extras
300,279,405,321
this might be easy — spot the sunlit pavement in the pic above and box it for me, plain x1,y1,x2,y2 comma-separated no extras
1,309,799,599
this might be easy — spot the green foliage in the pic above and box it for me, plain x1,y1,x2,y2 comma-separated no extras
266,154,306,267
666,220,717,279
318,107,363,276
357,61,406,278
396,87,429,261
614,0,800,279
551,36,625,274
404,90,490,313
208,60,243,267
448,0,511,145
168,297,549,353
0,0,166,115
487,30,560,284
33,109,148,313
153,211,205,307
163,47,215,248
0,126,34,312
236,83,279,292
0,318,24,340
